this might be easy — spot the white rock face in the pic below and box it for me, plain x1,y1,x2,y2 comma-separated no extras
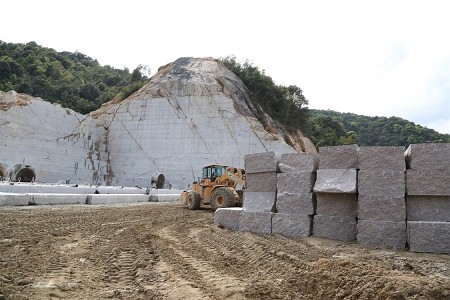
0,91,107,184
0,57,315,188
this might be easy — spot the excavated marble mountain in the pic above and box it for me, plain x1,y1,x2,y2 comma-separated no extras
0,57,315,188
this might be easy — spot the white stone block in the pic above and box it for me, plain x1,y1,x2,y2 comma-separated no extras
358,195,406,222
30,193,87,205
276,192,315,215
245,172,277,192
358,146,406,171
87,194,150,205
406,196,450,222
318,144,359,169
244,151,277,173
406,169,450,196
278,152,319,173
214,207,242,231
316,193,357,217
239,212,273,234
357,220,406,250
313,215,357,241
314,169,357,194
0,193,31,206
358,170,405,196
405,143,450,171
243,192,276,213
407,221,450,254
272,214,312,237
277,172,315,194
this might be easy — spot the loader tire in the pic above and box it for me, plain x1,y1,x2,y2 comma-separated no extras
186,191,201,210
211,187,235,211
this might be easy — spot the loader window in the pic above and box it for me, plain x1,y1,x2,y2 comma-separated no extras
202,166,227,181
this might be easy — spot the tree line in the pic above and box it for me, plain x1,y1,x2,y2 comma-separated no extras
1,41,448,147
0,41,148,114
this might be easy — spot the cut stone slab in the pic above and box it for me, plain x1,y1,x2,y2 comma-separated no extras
278,152,319,173
358,195,406,222
245,172,277,192
407,221,450,254
244,151,277,173
30,193,88,205
243,191,276,213
406,169,450,196
357,220,406,250
87,194,150,205
316,193,358,217
0,183,96,194
214,207,242,231
276,192,315,215
318,144,359,169
358,170,405,197
358,146,406,171
272,214,312,237
406,195,450,222
239,211,273,234
277,172,315,194
405,143,450,171
312,215,357,241
148,194,181,202
0,193,31,206
314,169,357,194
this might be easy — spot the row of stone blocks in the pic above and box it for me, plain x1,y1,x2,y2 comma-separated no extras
215,144,449,254
0,193,168,206
405,143,449,253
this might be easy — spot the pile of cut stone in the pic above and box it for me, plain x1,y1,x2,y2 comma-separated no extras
405,143,450,253
214,143,450,254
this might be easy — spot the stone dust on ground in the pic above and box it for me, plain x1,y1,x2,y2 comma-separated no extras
0,203,449,300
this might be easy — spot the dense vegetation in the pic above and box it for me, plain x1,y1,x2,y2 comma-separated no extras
0,41,149,114
308,110,450,147
1,42,448,147
221,56,449,148
220,56,310,131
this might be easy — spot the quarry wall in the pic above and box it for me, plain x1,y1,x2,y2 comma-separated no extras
215,143,450,254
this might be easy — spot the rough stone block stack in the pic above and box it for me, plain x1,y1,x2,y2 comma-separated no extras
357,146,407,250
405,143,450,254
313,145,359,241
272,153,318,237
239,151,278,234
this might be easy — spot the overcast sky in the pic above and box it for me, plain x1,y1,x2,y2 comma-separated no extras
2,0,449,133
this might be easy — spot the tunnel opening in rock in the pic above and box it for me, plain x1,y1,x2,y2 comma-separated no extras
0,164,6,178
9,164,36,182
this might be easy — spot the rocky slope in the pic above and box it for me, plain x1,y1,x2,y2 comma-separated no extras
0,57,314,188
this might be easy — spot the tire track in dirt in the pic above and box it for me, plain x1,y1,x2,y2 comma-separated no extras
154,226,246,299
1,204,449,300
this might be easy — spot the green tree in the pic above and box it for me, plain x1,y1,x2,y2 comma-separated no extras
0,40,151,113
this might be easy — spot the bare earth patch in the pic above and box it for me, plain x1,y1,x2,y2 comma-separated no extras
0,203,449,299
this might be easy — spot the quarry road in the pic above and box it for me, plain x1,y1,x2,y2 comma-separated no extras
0,203,449,300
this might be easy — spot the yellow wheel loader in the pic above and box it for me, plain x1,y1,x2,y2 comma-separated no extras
180,164,245,210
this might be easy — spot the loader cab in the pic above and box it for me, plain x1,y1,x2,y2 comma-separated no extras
202,164,227,182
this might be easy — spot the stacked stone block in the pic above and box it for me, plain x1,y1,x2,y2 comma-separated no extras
313,145,359,241
405,143,450,253
272,153,318,237
240,152,278,234
357,146,406,249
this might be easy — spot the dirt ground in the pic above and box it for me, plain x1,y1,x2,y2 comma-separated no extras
0,203,449,300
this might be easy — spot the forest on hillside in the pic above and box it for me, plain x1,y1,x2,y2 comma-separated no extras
0,41,149,114
1,41,449,147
